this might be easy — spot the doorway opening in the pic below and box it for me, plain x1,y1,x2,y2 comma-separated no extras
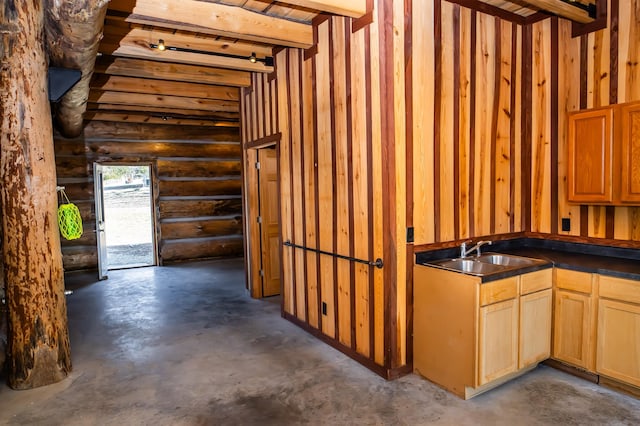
94,164,156,277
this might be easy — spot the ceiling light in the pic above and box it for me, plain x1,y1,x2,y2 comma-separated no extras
147,40,273,66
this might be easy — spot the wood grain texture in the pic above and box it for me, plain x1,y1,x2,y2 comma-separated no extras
2,0,71,388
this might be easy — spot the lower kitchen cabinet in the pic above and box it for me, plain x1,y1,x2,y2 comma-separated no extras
414,265,552,399
478,298,519,385
519,288,552,369
596,275,640,388
552,269,596,371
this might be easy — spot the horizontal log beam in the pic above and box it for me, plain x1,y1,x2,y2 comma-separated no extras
274,0,367,18
84,111,238,127
55,139,241,158
160,218,243,240
160,236,243,262
505,0,594,23
86,103,240,121
94,56,251,87
124,0,313,49
82,121,240,141
88,91,239,112
90,74,239,101
99,26,274,73
157,160,241,178
158,199,242,219
102,20,273,57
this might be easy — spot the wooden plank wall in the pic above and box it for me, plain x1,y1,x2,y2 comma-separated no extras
555,0,640,241
413,1,525,245
241,6,404,376
55,121,244,270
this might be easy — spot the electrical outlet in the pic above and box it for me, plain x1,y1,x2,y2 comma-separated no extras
322,302,327,316
562,218,571,232
407,227,414,243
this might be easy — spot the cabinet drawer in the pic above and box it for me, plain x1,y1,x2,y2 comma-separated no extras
521,269,552,295
599,275,640,305
555,268,593,294
480,277,518,306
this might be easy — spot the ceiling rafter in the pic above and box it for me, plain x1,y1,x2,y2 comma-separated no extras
501,0,595,23
111,0,314,49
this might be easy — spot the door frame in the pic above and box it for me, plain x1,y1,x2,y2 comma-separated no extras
242,139,281,299
93,161,159,274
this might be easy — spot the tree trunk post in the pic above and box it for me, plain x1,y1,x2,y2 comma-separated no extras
0,0,72,389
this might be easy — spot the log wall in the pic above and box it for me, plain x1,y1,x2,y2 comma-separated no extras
56,121,243,270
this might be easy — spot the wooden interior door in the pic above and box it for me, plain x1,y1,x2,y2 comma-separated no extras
258,148,280,297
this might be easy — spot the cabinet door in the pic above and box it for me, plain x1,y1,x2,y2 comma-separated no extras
596,299,640,387
519,289,552,369
552,289,594,371
478,298,519,386
620,102,640,203
567,108,614,203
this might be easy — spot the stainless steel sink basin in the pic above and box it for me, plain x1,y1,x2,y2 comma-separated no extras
424,253,546,276
476,253,542,268
427,258,506,276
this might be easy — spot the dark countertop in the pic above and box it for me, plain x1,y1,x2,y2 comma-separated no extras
415,238,640,282
494,247,640,281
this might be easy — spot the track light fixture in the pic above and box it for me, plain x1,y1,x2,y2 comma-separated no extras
150,40,273,66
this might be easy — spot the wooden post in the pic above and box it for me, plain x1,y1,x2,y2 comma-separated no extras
0,1,72,389
44,0,110,138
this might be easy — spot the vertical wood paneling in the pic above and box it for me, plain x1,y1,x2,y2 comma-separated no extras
392,0,408,367
369,4,385,368
458,7,472,239
557,19,582,236
474,13,496,236
412,0,435,245
332,17,352,348
494,20,513,234
288,50,306,321
276,49,294,315
302,53,319,329
351,23,371,357
531,20,551,234
316,20,336,339
439,2,456,243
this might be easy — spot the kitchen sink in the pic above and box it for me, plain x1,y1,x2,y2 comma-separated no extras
423,253,546,276
476,253,543,268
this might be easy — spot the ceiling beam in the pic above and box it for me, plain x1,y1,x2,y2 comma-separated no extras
90,74,240,101
94,56,251,87
102,19,274,57
273,0,367,18
505,0,594,23
116,0,313,49
99,36,273,73
88,90,239,112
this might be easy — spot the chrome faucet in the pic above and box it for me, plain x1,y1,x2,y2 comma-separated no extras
460,240,492,258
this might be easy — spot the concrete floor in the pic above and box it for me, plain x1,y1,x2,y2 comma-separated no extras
1,258,639,425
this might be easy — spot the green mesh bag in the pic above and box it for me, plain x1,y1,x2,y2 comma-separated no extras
57,188,83,240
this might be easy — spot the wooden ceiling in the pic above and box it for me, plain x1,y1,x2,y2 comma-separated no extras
77,0,597,131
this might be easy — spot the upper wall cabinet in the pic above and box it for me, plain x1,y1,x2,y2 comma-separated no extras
567,101,640,205
620,103,640,203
